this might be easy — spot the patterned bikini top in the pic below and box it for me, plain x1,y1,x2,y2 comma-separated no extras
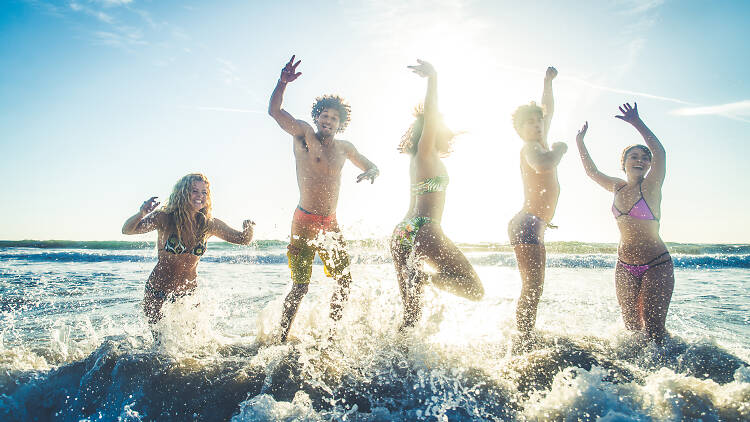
164,233,207,256
412,175,449,195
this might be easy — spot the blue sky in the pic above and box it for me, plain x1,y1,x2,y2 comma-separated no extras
1,0,749,243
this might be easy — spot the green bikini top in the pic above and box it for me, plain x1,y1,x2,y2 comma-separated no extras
412,175,449,195
164,233,207,256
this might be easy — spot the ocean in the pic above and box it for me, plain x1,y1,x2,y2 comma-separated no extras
1,240,748,421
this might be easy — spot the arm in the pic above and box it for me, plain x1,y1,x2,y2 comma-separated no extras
268,55,313,137
210,218,254,245
408,60,439,158
575,122,622,192
541,66,557,144
344,142,379,184
616,102,665,185
524,142,567,173
122,197,162,235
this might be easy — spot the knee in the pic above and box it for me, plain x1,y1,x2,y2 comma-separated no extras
290,283,309,297
468,284,485,301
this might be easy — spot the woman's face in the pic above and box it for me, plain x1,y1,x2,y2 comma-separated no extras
188,180,208,212
623,148,651,178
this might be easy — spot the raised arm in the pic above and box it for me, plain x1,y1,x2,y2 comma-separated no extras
210,218,254,245
122,197,162,235
268,55,313,137
616,102,665,185
575,122,622,192
408,60,439,158
343,141,379,184
541,66,557,144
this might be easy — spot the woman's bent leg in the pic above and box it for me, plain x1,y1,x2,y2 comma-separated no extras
414,225,484,301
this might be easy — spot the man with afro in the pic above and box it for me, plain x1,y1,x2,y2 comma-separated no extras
268,55,379,343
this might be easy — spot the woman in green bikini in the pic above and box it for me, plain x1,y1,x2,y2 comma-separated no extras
122,173,254,324
390,60,484,330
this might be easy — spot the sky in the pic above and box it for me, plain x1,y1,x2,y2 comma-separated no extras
1,0,749,244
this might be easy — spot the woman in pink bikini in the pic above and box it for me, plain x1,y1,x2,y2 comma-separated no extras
576,103,673,342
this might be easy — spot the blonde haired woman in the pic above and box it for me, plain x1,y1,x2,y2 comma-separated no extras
122,173,254,324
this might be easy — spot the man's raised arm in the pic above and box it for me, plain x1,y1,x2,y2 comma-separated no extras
268,55,309,137
541,66,557,144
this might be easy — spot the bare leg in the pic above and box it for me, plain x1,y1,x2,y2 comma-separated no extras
514,244,546,334
640,260,674,342
279,283,309,342
329,273,352,322
391,239,427,330
615,262,644,331
414,224,484,301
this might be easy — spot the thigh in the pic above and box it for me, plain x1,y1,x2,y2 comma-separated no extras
615,261,641,305
288,237,315,284
414,224,474,276
641,259,675,308
514,244,546,275
318,230,352,279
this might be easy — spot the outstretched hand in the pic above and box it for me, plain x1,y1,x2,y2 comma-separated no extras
356,168,379,184
615,102,640,124
576,121,588,143
407,59,436,78
280,55,302,83
545,66,558,81
140,196,159,215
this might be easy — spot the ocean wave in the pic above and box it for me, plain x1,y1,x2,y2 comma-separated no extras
3,250,750,269
0,333,747,421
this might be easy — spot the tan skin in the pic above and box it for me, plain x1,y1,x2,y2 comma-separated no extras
122,180,254,324
268,55,379,341
576,102,673,342
514,66,567,334
390,59,484,331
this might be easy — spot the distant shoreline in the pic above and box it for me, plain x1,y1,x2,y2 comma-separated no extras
1,239,749,255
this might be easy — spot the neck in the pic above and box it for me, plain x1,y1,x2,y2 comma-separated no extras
316,132,334,144
626,174,644,185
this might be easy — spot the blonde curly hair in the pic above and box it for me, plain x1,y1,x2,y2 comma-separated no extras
161,173,212,246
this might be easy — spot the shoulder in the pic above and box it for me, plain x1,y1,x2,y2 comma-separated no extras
337,139,357,153
153,211,170,227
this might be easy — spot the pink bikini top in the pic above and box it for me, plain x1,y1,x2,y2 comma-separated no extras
612,183,657,221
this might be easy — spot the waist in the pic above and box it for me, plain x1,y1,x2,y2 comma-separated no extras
294,206,337,226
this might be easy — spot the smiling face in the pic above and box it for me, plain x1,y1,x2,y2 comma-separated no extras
621,146,652,178
314,108,341,137
188,180,208,213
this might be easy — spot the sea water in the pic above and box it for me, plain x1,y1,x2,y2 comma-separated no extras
1,240,748,421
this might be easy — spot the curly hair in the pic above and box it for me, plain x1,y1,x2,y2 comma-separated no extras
512,101,545,135
311,95,351,133
397,105,455,156
161,173,212,247
621,144,652,172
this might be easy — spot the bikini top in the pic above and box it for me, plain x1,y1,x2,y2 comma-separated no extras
412,175,449,195
164,233,207,256
612,182,657,221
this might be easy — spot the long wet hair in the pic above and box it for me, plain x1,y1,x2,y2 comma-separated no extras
161,173,212,246
621,144,652,172
311,95,351,133
397,105,455,156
